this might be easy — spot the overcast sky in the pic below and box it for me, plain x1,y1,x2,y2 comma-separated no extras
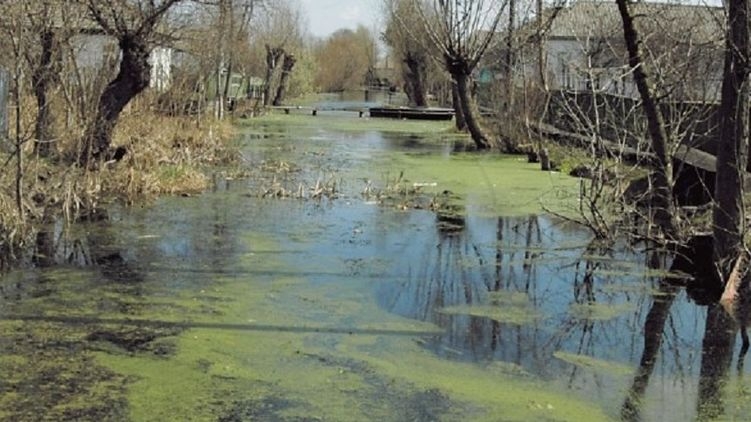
300,0,382,38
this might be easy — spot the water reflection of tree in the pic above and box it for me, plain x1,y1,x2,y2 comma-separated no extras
380,210,751,419
621,279,680,421
382,215,550,363
620,239,745,422
33,210,144,283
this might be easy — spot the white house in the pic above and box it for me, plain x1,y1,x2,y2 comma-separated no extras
70,33,173,92
523,1,724,101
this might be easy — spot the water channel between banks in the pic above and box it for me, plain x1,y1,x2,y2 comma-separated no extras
1,113,749,421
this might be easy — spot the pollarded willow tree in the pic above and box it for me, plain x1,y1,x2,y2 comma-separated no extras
399,0,506,149
256,0,303,106
79,0,183,165
383,0,433,107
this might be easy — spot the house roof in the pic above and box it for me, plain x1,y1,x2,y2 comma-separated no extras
544,1,724,46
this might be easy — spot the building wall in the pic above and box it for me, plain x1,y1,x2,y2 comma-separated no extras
70,34,172,91
149,47,172,91
537,36,721,102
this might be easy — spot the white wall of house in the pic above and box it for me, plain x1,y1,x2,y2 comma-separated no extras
70,34,173,91
149,47,172,91
542,38,636,97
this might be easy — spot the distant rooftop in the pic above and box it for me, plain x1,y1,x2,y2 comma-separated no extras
544,1,724,45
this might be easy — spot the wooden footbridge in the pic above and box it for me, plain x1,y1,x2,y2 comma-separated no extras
268,105,367,117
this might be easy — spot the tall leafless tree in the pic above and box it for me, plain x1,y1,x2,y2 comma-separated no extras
23,1,66,158
383,0,432,107
615,0,676,237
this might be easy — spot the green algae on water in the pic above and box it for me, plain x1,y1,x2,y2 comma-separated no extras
553,351,633,376
568,302,635,321
240,113,457,135
439,304,540,325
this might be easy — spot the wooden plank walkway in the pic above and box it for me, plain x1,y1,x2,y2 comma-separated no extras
268,105,366,117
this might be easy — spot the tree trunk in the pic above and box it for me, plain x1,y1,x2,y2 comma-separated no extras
80,35,151,165
0,68,8,151
273,53,296,106
615,0,676,236
218,0,233,119
263,44,283,107
504,0,515,115
32,29,58,158
713,0,750,280
451,81,466,131
536,0,547,91
403,51,427,107
454,71,491,149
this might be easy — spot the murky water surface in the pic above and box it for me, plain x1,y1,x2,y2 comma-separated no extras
1,114,749,421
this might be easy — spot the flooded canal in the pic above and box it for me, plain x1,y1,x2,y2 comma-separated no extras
1,113,750,421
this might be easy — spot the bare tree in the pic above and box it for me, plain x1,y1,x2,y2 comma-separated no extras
257,0,302,106
615,0,676,237
79,0,183,165
211,0,261,119
314,26,377,92
383,0,433,107
401,0,506,149
22,1,66,158
272,52,296,106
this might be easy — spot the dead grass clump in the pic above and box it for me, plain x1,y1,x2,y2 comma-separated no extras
0,104,240,267
101,111,239,201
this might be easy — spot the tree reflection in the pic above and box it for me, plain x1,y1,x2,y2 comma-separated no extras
380,214,550,362
32,210,145,283
368,207,751,419
621,279,679,421
619,236,747,422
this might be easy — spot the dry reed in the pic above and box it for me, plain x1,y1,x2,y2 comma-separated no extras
0,99,239,267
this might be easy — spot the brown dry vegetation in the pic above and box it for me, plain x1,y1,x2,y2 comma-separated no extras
0,99,239,268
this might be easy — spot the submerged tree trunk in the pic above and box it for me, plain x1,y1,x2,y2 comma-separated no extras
272,53,296,106
713,0,750,278
80,35,151,165
615,0,676,237
453,70,491,149
32,29,58,158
